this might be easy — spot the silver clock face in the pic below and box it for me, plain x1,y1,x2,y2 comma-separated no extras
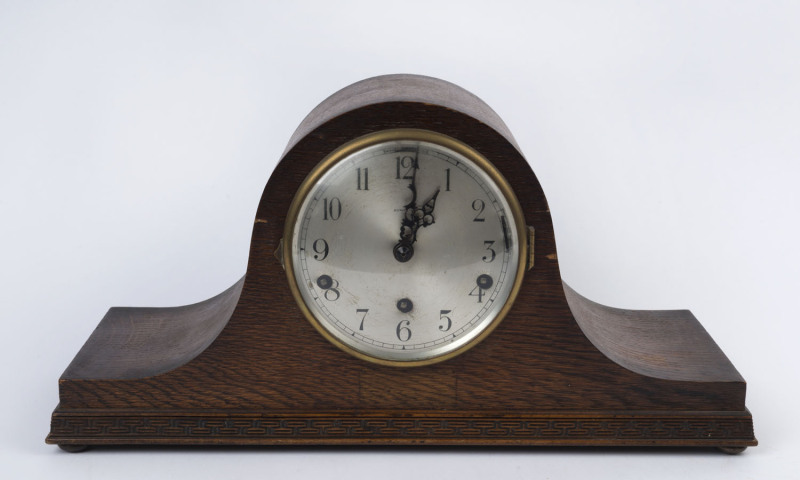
285,130,525,365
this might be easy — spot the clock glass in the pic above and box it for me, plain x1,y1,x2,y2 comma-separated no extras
284,129,526,366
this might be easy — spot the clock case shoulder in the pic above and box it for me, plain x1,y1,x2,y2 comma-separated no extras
47,74,755,450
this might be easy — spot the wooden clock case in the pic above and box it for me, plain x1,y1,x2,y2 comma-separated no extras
47,74,756,452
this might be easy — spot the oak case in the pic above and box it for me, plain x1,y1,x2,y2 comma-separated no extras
47,74,756,451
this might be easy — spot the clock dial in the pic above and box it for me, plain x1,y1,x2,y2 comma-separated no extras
284,129,526,365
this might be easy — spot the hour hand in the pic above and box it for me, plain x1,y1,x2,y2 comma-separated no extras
420,188,440,227
400,188,439,243
394,187,440,263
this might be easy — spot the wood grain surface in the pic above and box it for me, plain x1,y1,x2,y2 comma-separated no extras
48,74,755,449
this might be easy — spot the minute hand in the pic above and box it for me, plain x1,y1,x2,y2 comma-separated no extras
399,154,420,244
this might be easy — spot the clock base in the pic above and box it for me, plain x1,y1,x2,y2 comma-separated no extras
46,276,757,453
47,408,755,451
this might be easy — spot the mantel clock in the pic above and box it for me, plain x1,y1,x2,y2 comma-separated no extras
47,74,756,453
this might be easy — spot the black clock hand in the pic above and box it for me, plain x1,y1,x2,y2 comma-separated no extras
420,188,440,228
405,149,419,209
395,148,421,262
401,146,420,234
394,192,443,265
397,187,439,254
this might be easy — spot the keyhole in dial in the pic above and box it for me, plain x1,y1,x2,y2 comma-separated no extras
396,298,414,313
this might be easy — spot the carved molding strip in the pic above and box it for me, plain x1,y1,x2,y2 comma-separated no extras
49,412,756,445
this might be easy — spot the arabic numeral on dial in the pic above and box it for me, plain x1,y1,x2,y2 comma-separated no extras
356,308,369,331
482,241,496,263
469,285,485,303
323,197,341,220
324,281,340,301
439,310,452,332
316,276,340,301
396,320,412,342
472,199,486,222
312,239,329,260
356,167,369,190
395,155,416,180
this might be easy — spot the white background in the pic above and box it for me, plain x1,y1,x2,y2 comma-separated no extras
1,1,798,478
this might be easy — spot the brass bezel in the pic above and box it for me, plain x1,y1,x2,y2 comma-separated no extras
282,129,528,367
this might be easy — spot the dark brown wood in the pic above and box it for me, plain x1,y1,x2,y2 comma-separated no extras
47,74,756,450
49,410,755,448
62,279,243,380
564,283,744,383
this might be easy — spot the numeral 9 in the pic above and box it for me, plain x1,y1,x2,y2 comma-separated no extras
312,239,329,261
